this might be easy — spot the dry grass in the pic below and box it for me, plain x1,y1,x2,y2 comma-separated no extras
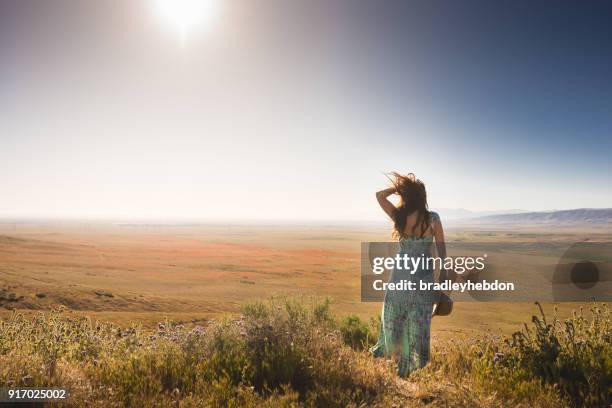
0,298,608,407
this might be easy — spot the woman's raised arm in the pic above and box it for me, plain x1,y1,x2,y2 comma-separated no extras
376,188,397,218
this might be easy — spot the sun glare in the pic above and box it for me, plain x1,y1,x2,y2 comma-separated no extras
155,0,218,40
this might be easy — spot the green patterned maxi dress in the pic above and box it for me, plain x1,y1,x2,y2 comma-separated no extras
370,212,438,377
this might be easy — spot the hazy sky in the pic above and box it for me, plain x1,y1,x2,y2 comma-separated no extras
1,0,611,221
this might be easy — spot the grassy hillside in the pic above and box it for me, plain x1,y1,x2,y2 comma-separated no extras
0,298,609,407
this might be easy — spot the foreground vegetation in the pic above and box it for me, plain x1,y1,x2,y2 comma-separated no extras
0,299,609,407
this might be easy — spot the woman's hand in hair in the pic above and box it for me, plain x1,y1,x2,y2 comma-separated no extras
376,188,397,218
376,187,396,197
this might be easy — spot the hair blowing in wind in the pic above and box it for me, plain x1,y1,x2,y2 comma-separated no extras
388,172,431,238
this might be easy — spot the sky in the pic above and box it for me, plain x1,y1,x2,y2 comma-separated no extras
1,0,611,221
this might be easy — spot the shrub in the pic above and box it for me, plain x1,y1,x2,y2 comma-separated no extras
338,314,378,351
500,303,611,407
239,297,393,406
416,303,610,407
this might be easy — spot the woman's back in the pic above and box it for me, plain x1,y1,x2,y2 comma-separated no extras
400,210,435,239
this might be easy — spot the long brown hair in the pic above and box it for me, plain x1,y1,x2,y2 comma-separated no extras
388,172,431,238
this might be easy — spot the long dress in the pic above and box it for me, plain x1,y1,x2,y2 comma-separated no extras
370,211,439,377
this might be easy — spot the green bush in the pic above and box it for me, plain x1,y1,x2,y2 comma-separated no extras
416,303,610,407
338,314,378,351
239,297,392,406
501,303,611,407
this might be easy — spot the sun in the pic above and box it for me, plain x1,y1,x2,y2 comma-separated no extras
154,0,218,40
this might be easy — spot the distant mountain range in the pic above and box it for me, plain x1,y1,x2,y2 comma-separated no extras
459,208,612,224
436,208,526,220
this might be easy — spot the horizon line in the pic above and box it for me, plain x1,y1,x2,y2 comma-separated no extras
0,207,611,226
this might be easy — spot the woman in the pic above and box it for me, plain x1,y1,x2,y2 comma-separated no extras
370,172,447,377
